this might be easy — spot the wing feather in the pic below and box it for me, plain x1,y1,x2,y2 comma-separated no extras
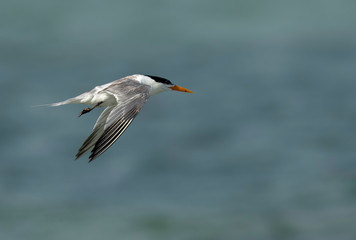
89,119,134,161
75,106,114,159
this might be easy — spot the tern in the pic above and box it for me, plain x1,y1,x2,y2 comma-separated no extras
49,74,193,162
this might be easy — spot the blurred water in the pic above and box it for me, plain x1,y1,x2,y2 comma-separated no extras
1,0,356,239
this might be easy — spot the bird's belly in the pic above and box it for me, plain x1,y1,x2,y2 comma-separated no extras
91,92,116,107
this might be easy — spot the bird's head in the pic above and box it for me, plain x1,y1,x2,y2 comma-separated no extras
144,75,194,96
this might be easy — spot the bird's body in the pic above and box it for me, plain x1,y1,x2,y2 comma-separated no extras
49,74,193,162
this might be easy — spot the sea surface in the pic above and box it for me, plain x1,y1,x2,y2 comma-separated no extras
1,0,356,239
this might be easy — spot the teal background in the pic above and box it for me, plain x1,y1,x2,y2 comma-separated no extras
1,0,356,239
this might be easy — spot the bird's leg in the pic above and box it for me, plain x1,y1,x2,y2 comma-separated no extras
78,101,103,117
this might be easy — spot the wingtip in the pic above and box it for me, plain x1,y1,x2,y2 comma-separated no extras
75,152,95,162
88,152,97,162
75,152,82,160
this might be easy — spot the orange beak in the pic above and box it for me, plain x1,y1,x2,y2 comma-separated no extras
169,85,194,93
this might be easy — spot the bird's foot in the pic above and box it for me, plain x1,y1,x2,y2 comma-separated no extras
78,108,92,117
78,101,104,117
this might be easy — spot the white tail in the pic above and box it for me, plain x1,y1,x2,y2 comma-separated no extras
33,98,79,108
48,99,74,106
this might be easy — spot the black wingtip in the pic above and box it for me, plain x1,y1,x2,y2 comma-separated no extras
88,152,98,162
75,152,83,160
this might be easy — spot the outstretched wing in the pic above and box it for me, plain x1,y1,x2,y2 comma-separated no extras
86,80,151,161
75,106,114,159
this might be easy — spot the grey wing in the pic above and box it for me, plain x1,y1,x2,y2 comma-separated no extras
87,81,151,161
75,106,114,159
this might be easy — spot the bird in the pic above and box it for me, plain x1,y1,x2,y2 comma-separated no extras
48,74,193,162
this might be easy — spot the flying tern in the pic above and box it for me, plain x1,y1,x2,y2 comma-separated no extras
49,74,193,162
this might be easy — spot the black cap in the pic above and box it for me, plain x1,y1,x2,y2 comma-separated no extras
145,75,173,85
